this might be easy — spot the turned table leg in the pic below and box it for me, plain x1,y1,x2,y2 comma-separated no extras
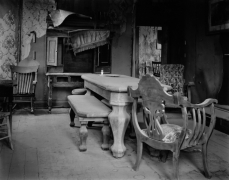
109,105,130,158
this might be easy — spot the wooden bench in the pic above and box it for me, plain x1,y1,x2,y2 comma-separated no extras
67,95,111,151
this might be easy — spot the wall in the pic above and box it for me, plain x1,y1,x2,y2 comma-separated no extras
1,0,225,108
111,14,132,76
184,0,223,103
133,0,223,104
0,0,20,80
218,34,229,104
21,0,134,108
21,0,56,107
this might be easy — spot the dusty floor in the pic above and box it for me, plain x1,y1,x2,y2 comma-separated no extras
1,108,229,180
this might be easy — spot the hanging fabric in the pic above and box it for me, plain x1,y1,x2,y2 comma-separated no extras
49,9,92,27
70,30,110,54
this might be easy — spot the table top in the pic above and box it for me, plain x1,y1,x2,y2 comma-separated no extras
46,72,87,76
81,74,139,92
82,74,173,93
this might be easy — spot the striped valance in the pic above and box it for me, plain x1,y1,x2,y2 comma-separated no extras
71,30,110,54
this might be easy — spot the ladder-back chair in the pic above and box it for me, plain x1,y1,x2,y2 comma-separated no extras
128,74,217,180
0,112,13,150
10,65,39,113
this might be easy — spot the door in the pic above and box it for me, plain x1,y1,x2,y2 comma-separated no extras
47,37,58,66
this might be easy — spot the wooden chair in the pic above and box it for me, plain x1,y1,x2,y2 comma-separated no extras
0,112,13,150
10,65,39,113
150,61,161,77
128,74,217,180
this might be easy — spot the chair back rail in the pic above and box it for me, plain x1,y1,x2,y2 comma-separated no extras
17,73,32,94
10,65,38,94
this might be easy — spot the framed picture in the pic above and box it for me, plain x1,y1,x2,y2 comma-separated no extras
208,0,229,33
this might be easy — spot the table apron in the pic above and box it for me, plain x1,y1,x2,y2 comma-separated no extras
84,81,133,106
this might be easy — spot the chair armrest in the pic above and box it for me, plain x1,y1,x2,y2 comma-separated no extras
194,98,218,108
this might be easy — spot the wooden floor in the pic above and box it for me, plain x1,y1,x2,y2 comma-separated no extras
1,108,229,180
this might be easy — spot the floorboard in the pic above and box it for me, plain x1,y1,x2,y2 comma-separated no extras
0,108,229,180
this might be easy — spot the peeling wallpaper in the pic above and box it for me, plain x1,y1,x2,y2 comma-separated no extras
21,0,56,60
0,0,55,80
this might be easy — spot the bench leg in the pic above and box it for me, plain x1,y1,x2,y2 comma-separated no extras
69,108,75,127
101,120,110,151
79,121,88,151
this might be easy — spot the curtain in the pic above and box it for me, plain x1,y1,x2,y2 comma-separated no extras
70,30,110,54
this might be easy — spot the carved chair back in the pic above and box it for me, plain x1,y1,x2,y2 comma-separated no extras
128,74,217,179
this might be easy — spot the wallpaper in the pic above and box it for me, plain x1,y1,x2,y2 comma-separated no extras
21,0,55,60
0,0,56,80
139,26,161,78
0,9,17,80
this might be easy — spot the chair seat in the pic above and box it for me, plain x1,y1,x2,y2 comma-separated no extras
161,124,192,143
13,93,35,96
143,124,192,144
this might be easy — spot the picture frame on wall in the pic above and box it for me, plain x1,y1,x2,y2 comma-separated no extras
208,0,229,33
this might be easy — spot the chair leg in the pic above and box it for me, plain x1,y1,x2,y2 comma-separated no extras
79,121,88,152
133,137,143,171
129,120,136,139
202,143,212,178
173,150,180,180
6,116,13,150
69,108,75,127
101,120,110,151
30,97,34,113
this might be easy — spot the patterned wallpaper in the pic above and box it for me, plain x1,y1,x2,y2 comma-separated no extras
21,0,55,60
0,10,17,80
139,26,162,78
0,0,55,80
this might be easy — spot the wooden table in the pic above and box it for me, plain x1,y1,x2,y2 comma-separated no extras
0,80,14,132
81,74,139,158
82,74,172,158
46,73,85,112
